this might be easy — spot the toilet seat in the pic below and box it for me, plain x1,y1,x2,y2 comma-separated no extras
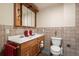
50,45,61,55
51,45,61,52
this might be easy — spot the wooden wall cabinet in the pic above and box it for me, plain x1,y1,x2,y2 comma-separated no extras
14,3,38,27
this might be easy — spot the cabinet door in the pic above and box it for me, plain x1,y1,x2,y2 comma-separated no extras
31,12,35,27
27,8,32,27
29,43,39,56
14,3,22,27
20,47,30,56
22,5,28,26
29,39,40,56
27,9,35,27
20,42,31,56
22,4,36,27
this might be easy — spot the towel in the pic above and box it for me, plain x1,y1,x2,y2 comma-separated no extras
4,43,17,56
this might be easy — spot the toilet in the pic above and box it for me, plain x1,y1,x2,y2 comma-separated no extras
50,37,63,56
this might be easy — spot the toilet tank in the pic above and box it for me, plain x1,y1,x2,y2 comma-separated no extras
51,37,62,46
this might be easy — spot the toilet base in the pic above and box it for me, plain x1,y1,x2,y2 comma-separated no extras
50,52,61,56
50,53,61,56
50,53,52,56
50,52,64,56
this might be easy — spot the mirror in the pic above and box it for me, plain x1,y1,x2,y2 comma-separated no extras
22,4,35,27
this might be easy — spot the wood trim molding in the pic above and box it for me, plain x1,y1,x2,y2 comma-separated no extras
22,3,39,13
35,12,37,27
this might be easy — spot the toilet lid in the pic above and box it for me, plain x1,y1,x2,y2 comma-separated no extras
51,46,61,52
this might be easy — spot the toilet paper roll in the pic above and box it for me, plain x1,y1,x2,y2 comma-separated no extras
41,41,44,44
40,43,44,48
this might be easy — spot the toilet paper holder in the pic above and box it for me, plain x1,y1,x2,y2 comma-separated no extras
67,44,71,48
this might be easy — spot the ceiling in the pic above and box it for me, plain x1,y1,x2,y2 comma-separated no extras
34,3,63,10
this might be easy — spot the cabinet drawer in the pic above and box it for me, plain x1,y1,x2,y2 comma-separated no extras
20,41,31,49
30,39,38,45
37,36,44,43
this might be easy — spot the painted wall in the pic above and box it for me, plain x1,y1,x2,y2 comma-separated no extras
0,3,75,27
37,3,75,27
0,3,13,25
64,4,75,27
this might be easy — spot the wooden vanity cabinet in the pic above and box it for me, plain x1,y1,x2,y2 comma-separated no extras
17,35,45,56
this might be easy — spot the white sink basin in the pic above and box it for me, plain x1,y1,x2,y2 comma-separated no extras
8,34,44,44
51,37,62,40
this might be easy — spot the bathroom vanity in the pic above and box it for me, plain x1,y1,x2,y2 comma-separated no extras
8,34,45,56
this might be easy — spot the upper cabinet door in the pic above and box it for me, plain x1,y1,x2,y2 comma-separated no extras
22,5,28,26
27,8,32,27
22,4,36,27
14,3,22,27
31,11,35,27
